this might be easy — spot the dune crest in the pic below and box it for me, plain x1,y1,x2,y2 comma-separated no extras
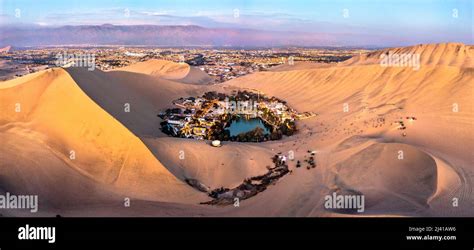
112,59,212,84
343,43,473,68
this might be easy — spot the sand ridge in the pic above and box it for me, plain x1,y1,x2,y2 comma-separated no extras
111,59,213,84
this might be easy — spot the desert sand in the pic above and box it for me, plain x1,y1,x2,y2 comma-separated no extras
0,43,472,217
111,59,213,84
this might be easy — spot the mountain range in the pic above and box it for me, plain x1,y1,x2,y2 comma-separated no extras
0,24,336,47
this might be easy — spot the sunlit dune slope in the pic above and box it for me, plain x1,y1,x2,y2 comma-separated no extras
343,43,473,68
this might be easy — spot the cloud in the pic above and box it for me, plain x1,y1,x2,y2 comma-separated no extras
140,10,176,16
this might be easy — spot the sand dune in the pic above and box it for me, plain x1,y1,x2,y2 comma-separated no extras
0,43,472,217
66,67,203,136
0,68,205,215
269,61,335,71
343,43,473,68
333,143,437,212
142,137,272,189
112,59,212,84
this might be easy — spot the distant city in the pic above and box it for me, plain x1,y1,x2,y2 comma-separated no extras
0,46,366,82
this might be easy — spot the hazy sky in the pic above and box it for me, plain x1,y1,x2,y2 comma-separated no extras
0,0,472,45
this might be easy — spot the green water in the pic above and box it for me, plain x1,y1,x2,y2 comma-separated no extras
226,118,270,136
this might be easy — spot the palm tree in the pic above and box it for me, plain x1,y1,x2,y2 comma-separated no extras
253,127,264,138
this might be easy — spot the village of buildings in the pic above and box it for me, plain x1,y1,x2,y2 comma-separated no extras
159,90,315,142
